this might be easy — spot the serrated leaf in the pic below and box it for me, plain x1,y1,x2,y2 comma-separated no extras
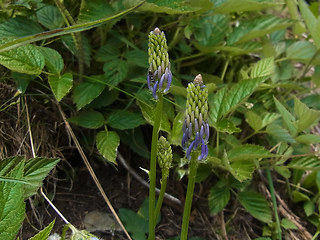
273,97,297,136
103,58,128,87
261,112,280,128
107,111,145,130
125,49,148,68
29,220,55,240
288,156,320,171
24,157,60,198
266,124,296,144
214,119,241,133
0,40,45,75
36,4,64,30
227,16,292,45
0,159,25,240
68,111,105,129
294,96,320,132
208,181,230,214
95,39,121,62
96,131,120,165
303,201,315,217
213,0,279,14
209,77,265,122
246,111,262,131
170,111,184,146
73,75,106,110
250,57,274,78
49,73,73,102
230,160,255,182
286,41,317,62
118,128,149,158
38,47,64,74
228,144,273,162
78,0,115,23
296,134,320,144
238,191,272,223
281,218,297,230
137,101,171,133
292,190,310,203
0,16,43,38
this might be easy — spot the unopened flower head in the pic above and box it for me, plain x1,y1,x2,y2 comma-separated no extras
182,74,209,161
157,136,172,176
147,27,172,99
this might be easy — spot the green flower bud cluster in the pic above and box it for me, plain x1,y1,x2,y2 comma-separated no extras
182,74,209,160
157,136,172,176
147,27,172,99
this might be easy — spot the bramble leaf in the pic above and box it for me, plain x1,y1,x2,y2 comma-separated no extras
208,180,230,214
48,73,73,102
96,130,120,165
28,220,55,240
107,111,145,130
68,111,105,129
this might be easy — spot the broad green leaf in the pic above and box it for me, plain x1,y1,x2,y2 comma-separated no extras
170,111,185,146
227,16,292,45
214,119,241,134
0,156,24,176
250,57,274,78
48,73,73,101
303,201,315,217
24,157,60,198
137,101,171,133
281,218,297,230
95,39,121,62
0,160,25,240
266,124,296,144
213,0,279,14
72,75,106,110
125,49,148,68
238,191,272,223
29,220,55,240
298,0,320,48
0,40,45,75
246,111,262,131
89,88,119,108
103,58,128,87
36,4,64,30
273,97,297,136
107,111,145,130
296,134,320,144
261,112,280,128
294,96,320,132
230,160,255,182
96,130,120,165
68,111,105,129
78,0,115,23
288,156,320,171
0,16,43,38
209,77,265,122
228,144,273,162
11,72,35,94
118,128,149,158
292,190,310,203
38,47,64,74
208,180,230,214
286,41,317,62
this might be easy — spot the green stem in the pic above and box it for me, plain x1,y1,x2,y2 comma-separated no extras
312,231,320,240
266,168,282,240
148,94,164,240
154,171,168,223
180,153,198,240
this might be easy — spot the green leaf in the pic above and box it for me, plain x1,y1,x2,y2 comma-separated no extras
286,41,317,62
96,131,120,165
238,191,272,223
228,144,273,162
298,0,320,49
214,119,241,133
125,49,148,68
275,165,291,179
292,190,310,203
170,111,184,146
296,134,320,144
29,220,55,240
12,72,35,94
95,39,121,62
273,97,297,136
266,124,296,144
0,40,45,75
288,156,320,171
38,47,64,74
78,0,115,23
118,128,149,158
24,157,60,198
72,75,106,110
246,111,262,131
303,201,315,217
281,218,297,230
0,16,43,38
227,16,292,45
250,57,274,78
230,160,255,182
48,73,73,102
107,111,145,130
36,4,64,30
0,159,25,240
137,101,171,133
261,112,281,128
103,58,128,87
213,0,279,14
294,96,320,132
209,77,265,122
68,111,105,129
208,180,230,214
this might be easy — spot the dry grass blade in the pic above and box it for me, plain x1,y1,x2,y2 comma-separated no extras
55,100,132,240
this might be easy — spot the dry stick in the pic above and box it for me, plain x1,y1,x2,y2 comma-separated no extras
117,153,182,206
56,102,132,240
